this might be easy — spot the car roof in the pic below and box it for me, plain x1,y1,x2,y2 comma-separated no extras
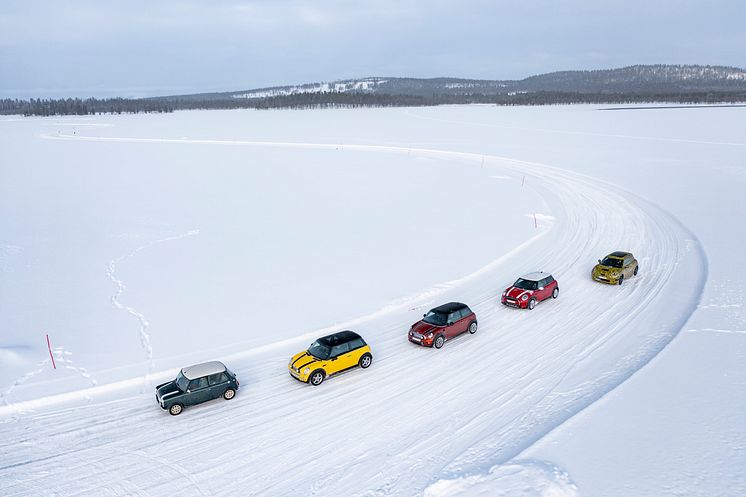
318,330,363,346
519,271,551,282
608,251,631,258
431,302,469,313
181,361,227,380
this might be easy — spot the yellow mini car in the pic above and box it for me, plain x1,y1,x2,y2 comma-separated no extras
592,251,639,285
288,330,372,386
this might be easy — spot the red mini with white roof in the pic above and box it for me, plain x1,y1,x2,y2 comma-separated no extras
501,271,559,310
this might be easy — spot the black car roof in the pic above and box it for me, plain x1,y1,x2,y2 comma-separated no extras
318,330,363,346
608,251,631,258
431,302,469,314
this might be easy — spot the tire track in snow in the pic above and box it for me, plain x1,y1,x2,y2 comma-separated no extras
106,230,200,374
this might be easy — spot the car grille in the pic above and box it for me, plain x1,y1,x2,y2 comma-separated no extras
412,332,423,339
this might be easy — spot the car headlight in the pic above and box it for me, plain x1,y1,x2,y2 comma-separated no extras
502,291,507,296
303,367,310,374
426,332,433,338
521,295,528,301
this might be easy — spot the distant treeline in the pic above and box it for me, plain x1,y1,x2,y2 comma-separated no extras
0,97,174,116
3,91,746,116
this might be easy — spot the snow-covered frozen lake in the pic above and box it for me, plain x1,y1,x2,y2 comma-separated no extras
1,105,744,497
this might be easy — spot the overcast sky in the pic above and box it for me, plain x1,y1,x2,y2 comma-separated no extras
1,0,745,98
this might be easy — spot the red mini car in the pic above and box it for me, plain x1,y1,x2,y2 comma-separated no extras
501,272,559,310
408,302,478,349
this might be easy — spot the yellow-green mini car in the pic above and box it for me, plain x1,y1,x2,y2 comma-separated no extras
592,251,639,285
288,330,372,386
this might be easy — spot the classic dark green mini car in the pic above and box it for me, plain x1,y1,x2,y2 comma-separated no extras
155,361,239,415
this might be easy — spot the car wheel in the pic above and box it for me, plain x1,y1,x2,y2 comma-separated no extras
169,404,183,416
618,274,624,286
468,321,478,334
309,370,326,386
634,265,639,276
223,388,236,400
552,287,559,299
528,298,537,310
434,335,445,349
359,353,372,369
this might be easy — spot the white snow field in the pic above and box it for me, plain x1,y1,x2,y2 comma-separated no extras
0,105,744,496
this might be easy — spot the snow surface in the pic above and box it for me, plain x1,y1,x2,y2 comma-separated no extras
0,104,744,496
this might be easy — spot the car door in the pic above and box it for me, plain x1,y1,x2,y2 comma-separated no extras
208,372,229,399
186,377,211,405
447,310,464,338
538,277,551,301
623,256,634,278
329,342,351,374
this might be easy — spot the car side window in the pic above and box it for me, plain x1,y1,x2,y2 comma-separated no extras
546,275,554,284
188,377,208,390
462,307,472,318
541,278,550,288
347,338,364,351
448,311,461,323
208,373,227,386
330,342,349,357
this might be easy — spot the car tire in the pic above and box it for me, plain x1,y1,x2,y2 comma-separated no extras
528,298,537,310
434,335,445,349
634,265,639,276
169,404,183,416
552,287,559,299
468,321,478,334
309,370,326,386
223,388,236,400
359,353,372,369
618,274,624,286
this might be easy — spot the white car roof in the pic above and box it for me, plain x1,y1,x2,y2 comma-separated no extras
181,361,226,380
520,271,550,282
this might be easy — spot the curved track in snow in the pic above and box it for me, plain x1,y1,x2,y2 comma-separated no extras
0,134,707,496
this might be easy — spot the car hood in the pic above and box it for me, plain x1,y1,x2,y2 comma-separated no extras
290,351,323,371
155,381,182,401
594,264,620,274
503,286,534,299
411,321,440,335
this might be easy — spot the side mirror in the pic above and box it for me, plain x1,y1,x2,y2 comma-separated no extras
598,259,602,264
330,356,337,361
539,287,544,291
423,314,427,318
447,321,454,326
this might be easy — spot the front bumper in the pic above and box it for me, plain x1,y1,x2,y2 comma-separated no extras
501,297,527,308
288,366,310,383
592,273,619,284
408,334,434,347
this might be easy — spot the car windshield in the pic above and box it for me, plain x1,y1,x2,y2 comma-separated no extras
307,341,331,360
513,278,537,290
175,371,189,391
423,311,448,326
601,257,624,268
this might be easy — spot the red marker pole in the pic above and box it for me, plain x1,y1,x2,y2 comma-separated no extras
46,333,56,369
